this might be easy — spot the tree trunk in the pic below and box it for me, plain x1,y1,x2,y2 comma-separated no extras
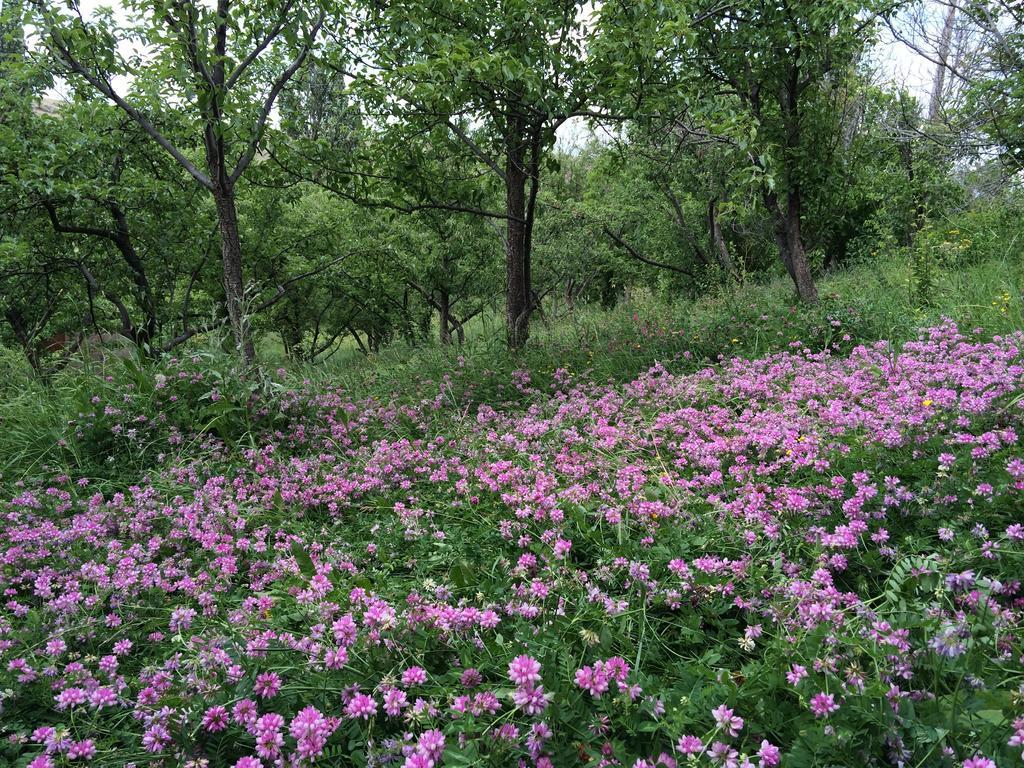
505,129,530,350
438,290,452,345
707,197,737,280
4,308,40,372
782,188,818,303
929,4,957,121
107,202,157,346
212,186,255,363
773,68,818,304
765,187,818,304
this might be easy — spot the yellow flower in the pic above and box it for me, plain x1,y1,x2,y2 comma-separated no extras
730,338,739,344
922,399,933,407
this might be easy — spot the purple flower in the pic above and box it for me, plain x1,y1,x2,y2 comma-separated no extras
809,692,839,718
67,740,96,761
711,704,744,737
508,654,542,686
945,570,975,592
345,693,378,720
202,705,229,732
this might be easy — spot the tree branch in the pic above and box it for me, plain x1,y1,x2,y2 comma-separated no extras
230,11,327,184
225,0,297,89
602,226,697,278
38,14,215,190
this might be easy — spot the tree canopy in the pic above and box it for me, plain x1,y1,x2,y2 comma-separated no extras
0,0,1019,369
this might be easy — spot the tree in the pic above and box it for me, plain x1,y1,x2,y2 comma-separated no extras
31,0,332,362
354,0,620,349
962,0,1024,174
1,95,219,365
398,210,498,345
676,0,886,302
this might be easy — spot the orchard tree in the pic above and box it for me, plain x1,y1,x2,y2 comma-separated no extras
354,0,627,349
397,209,499,345
1,96,219,363
678,0,888,303
31,0,333,362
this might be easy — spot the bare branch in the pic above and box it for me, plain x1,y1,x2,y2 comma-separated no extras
602,226,697,278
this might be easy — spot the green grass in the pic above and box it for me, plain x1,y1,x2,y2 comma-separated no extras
273,251,1023,401
1,250,1021,486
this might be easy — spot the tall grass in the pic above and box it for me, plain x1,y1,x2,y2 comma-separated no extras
1,251,1021,486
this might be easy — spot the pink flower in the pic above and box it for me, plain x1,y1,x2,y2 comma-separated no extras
460,668,482,688
142,724,170,753
786,664,808,686
758,740,781,767
383,687,409,716
402,666,428,686
508,654,542,686
345,693,378,720
202,705,229,732
67,740,96,761
809,692,839,718
254,671,282,699
711,704,744,737
233,698,259,726
416,729,445,759
55,687,87,709
168,606,197,632
254,713,285,760
962,758,996,768
676,735,703,755
88,686,117,708
290,706,335,760
707,740,739,767
512,683,549,715
575,663,610,697
324,647,348,669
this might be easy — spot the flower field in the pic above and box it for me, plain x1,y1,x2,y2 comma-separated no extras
2,319,1024,767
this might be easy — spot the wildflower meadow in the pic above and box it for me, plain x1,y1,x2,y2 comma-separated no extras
2,317,1023,767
